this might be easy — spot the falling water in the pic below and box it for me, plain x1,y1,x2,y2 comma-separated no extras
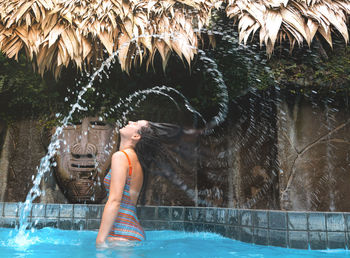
14,48,122,244
13,27,232,243
197,49,228,133
15,86,207,243
104,85,207,128
12,7,279,241
324,97,337,211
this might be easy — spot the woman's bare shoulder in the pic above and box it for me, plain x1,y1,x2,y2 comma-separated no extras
111,151,129,165
121,148,138,160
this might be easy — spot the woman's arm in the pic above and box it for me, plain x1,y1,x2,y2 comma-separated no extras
96,151,128,245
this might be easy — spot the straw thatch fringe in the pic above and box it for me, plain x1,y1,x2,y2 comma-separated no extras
0,0,349,77
0,0,215,78
226,0,350,55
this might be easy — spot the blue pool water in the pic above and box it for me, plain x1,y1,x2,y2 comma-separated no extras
0,228,348,258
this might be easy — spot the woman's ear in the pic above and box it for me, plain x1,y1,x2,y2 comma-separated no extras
132,133,141,141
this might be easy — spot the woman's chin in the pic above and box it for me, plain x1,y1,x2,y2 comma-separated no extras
119,128,125,135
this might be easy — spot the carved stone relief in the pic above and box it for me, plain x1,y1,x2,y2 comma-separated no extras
54,117,118,203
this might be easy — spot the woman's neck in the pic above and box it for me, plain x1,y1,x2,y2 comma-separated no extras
119,139,135,151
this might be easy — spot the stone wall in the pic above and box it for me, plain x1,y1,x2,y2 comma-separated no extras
277,94,350,211
0,119,66,203
140,91,280,209
0,119,5,150
0,91,350,211
0,119,9,201
139,133,198,206
197,91,279,209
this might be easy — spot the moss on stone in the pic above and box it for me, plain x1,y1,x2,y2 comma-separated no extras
267,44,350,94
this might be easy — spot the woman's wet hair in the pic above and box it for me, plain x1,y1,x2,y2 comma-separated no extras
134,122,183,172
134,121,206,205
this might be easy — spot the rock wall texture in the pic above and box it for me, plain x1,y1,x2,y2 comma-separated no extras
0,91,349,211
277,94,350,211
197,90,279,209
0,119,9,201
0,119,66,203
139,132,198,206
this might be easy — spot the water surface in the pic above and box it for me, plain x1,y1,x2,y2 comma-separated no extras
0,228,348,257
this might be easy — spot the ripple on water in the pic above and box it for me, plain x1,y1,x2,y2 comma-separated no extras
0,228,349,258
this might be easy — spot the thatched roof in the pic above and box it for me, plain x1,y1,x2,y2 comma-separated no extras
227,0,350,55
0,0,215,78
0,0,349,77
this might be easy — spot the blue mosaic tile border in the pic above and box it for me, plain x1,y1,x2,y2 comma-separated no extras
0,203,349,250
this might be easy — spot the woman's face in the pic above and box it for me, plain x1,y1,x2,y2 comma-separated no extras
120,120,148,139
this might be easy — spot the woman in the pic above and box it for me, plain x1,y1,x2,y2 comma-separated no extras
96,120,182,245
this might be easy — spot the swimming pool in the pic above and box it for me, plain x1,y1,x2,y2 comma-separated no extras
0,228,348,258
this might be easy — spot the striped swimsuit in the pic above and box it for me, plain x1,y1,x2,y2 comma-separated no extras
103,150,146,241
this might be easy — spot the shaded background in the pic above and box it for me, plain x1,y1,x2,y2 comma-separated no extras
0,24,350,211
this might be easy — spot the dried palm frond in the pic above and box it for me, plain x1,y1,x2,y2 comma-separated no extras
226,0,350,55
0,0,215,78
1,0,350,77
